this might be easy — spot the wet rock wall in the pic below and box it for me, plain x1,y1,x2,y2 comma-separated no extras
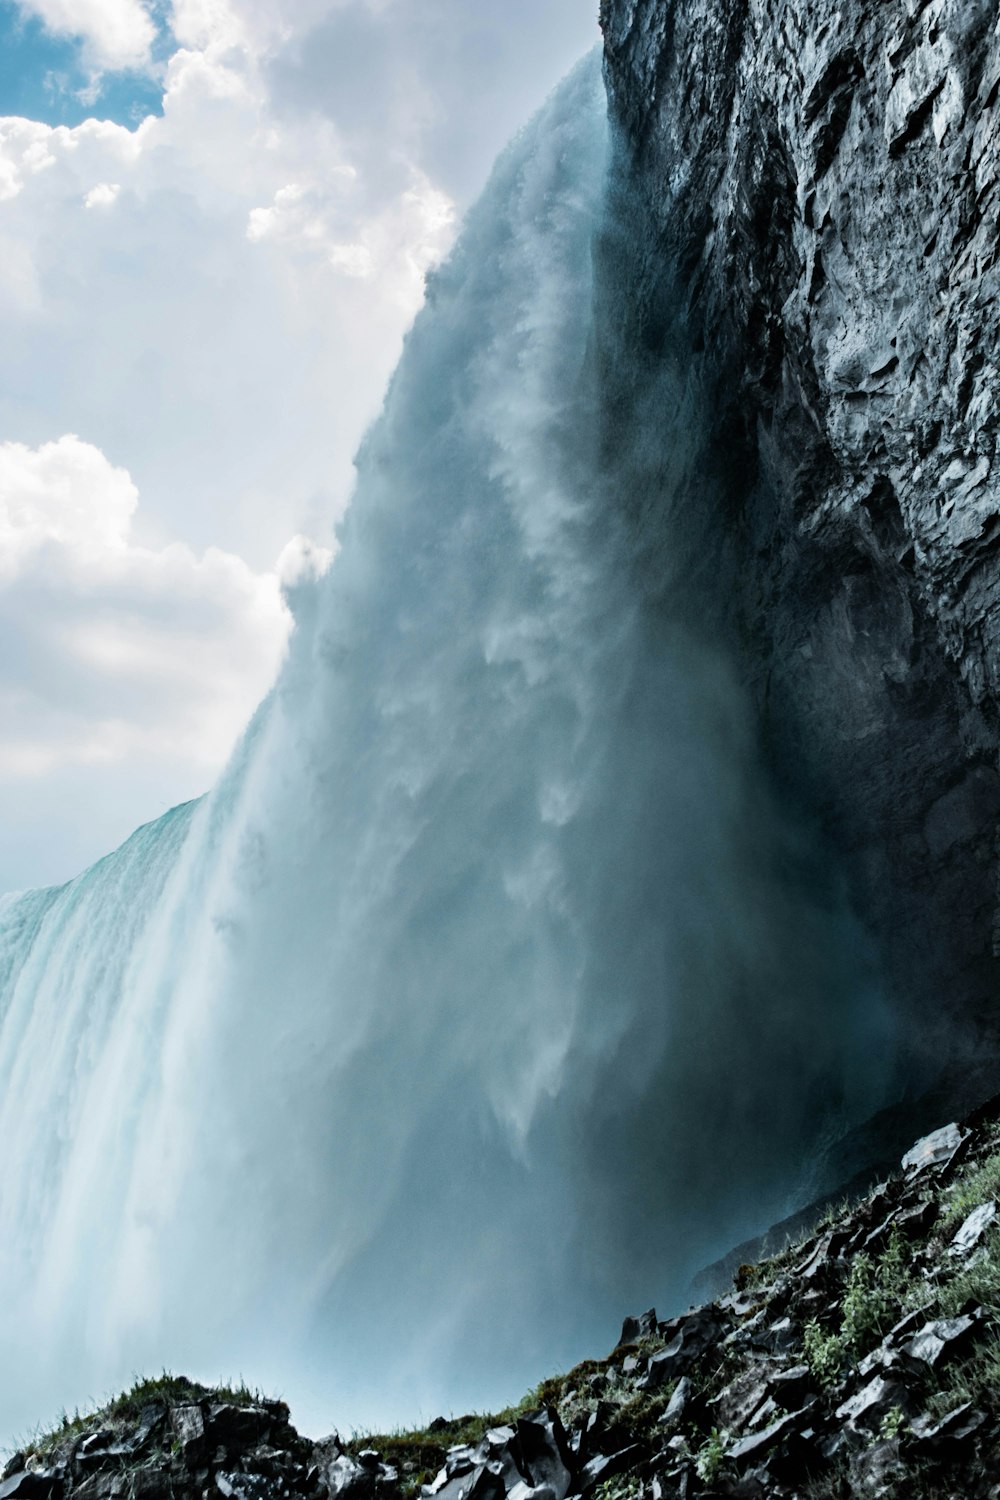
600,0,1000,1078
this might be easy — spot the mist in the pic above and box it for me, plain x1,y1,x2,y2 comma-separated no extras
0,55,893,1441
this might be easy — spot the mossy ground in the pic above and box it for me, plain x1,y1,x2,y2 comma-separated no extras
23,1374,270,1461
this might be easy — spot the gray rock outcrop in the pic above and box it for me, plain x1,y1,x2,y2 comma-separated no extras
600,0,1000,1083
14,1093,1000,1499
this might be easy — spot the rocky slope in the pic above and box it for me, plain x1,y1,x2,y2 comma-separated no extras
10,1098,1000,1499
599,0,1000,1087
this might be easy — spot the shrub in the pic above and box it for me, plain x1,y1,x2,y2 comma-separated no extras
804,1321,847,1387
694,1428,726,1484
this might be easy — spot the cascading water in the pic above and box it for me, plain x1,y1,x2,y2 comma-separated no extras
0,55,894,1439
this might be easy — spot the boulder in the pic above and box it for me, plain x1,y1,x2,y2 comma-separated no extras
617,1309,657,1347
645,1306,723,1386
847,1438,907,1497
575,1405,614,1462
70,1475,127,1500
755,1318,798,1356
951,1202,997,1256
131,1404,167,1454
766,1366,813,1411
911,1402,988,1447
216,1475,276,1500
709,1367,772,1432
424,1468,504,1500
327,1455,379,1500
863,1200,937,1251
170,1405,205,1458
835,1376,912,1433
662,1377,692,1425
897,1314,978,1372
901,1124,970,1176
443,1448,477,1481
514,1411,571,1500
206,1405,271,1451
473,1427,525,1492
0,1472,59,1500
726,1411,803,1469
128,1472,171,1500
572,1446,642,1499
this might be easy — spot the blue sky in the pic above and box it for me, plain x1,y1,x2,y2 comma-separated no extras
0,1,166,125
0,0,597,893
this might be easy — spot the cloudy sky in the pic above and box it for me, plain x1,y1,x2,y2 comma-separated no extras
0,0,597,892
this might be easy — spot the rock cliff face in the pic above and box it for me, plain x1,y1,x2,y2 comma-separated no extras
600,0,1000,1084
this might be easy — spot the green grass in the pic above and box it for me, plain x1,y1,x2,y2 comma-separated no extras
343,1337,676,1496
802,1230,920,1388
932,1225,1000,1319
939,1152,1000,1238
342,1382,564,1494
924,1328,1000,1421
20,1372,271,1460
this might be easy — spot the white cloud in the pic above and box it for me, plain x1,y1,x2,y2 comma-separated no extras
168,0,247,53
275,532,334,589
0,0,594,890
246,170,453,298
0,42,455,573
84,182,121,207
0,434,294,847
0,433,137,571
13,0,157,72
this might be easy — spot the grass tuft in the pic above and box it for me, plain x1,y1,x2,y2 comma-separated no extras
939,1154,1000,1238
20,1371,270,1460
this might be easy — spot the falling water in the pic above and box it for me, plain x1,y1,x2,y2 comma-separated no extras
0,56,893,1439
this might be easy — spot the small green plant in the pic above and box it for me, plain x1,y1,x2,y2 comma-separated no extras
803,1231,918,1390
840,1234,915,1355
803,1320,846,1387
878,1406,908,1441
841,1254,880,1349
878,1229,912,1301
593,1476,641,1500
694,1428,726,1484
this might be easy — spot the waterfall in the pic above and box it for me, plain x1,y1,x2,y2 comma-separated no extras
0,55,893,1439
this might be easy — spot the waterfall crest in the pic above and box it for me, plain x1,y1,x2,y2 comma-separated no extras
0,56,892,1437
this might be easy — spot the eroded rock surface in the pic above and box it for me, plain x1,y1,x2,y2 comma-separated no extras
601,0,1000,1077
